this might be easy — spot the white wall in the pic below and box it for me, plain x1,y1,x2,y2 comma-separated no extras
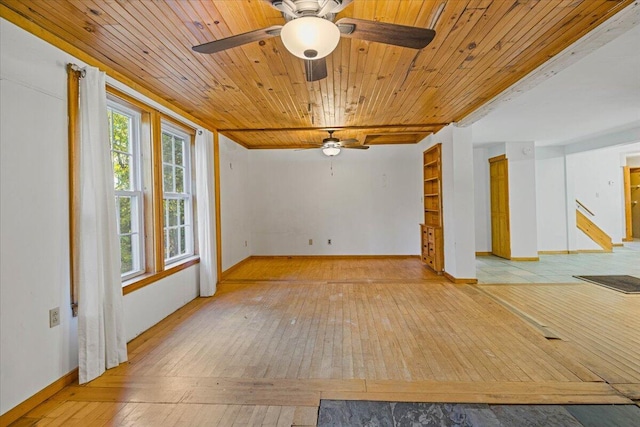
535,147,569,251
505,142,538,257
219,134,252,270
627,155,640,167
0,19,201,415
428,125,476,279
123,266,199,341
247,145,422,255
1,58,77,416
567,142,640,247
473,147,491,252
473,137,640,255
1,18,78,414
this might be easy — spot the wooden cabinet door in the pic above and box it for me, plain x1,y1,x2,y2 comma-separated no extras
489,156,511,259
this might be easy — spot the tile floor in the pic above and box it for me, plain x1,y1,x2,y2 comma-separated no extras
476,243,640,284
318,400,640,427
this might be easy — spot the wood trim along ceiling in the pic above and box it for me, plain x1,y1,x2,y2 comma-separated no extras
0,0,634,148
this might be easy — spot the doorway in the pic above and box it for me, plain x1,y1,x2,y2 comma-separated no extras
489,155,511,259
625,166,640,240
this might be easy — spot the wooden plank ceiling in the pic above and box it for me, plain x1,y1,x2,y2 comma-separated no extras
0,0,632,148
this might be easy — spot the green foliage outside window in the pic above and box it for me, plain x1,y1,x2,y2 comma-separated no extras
108,108,136,275
106,101,194,279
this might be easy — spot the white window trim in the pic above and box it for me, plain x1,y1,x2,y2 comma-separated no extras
161,123,194,265
107,100,145,281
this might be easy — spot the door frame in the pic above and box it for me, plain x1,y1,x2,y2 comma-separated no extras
489,154,511,259
624,166,640,241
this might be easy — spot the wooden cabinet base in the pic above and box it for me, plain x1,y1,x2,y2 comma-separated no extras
421,224,443,273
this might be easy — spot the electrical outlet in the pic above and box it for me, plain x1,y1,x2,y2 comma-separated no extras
309,239,313,245
49,307,60,328
328,239,332,245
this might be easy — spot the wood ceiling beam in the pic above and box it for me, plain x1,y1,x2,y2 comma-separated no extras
219,124,447,132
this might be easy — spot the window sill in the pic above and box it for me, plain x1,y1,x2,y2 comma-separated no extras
122,256,200,295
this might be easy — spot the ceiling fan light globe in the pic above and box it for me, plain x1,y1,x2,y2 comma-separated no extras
281,17,340,60
322,146,341,156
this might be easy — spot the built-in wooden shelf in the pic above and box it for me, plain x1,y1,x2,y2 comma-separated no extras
421,144,444,274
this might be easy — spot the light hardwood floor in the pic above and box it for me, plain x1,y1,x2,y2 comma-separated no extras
10,258,638,426
479,282,640,397
222,256,441,282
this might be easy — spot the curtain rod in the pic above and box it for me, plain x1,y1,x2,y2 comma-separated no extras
67,63,86,78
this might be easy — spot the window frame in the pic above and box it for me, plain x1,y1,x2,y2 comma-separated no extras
107,100,146,281
68,69,206,314
161,122,195,265
104,87,200,294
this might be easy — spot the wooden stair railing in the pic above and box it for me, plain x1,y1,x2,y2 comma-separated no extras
576,210,613,252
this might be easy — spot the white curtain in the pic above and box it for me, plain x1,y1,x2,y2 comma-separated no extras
195,129,218,296
77,66,128,384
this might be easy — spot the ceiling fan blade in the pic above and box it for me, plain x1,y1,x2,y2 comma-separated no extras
305,57,328,82
336,17,435,50
338,138,359,145
193,26,282,54
295,143,324,150
343,145,369,150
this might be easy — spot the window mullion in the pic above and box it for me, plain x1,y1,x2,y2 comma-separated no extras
177,199,183,254
151,111,165,272
115,196,121,235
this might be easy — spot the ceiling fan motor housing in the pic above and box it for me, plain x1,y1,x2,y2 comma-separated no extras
270,0,352,20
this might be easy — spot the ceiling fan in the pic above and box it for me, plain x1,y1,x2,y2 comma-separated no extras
192,0,437,82
300,130,369,156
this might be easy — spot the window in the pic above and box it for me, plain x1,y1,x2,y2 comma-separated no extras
92,88,200,292
68,80,202,302
162,124,194,263
107,102,145,280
